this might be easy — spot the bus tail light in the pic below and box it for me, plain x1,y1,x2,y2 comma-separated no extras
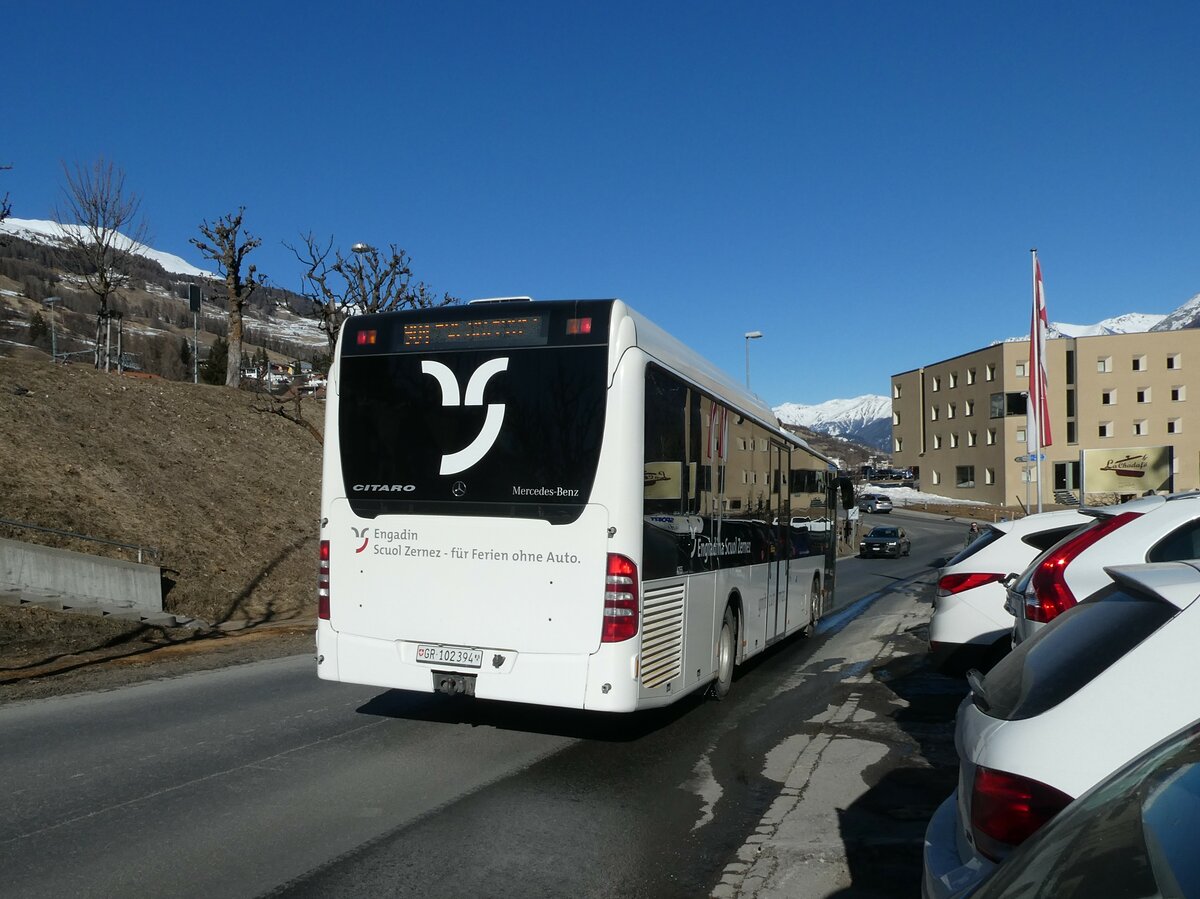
318,540,330,620
1026,511,1141,623
602,553,639,642
971,766,1072,860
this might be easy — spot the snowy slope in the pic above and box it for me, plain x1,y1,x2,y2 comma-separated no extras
1005,312,1166,341
1150,292,1200,331
0,217,215,279
775,395,892,450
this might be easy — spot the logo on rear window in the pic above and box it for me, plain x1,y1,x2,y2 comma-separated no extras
422,357,509,475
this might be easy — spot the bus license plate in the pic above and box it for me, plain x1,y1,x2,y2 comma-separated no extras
415,644,484,669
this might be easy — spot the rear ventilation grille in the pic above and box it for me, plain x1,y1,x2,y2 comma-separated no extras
640,583,685,689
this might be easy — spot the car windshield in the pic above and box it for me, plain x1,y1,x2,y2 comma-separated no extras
978,582,1177,720
869,528,898,538
945,526,1004,566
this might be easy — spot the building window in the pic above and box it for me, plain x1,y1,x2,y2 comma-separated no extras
1169,418,1182,434
949,371,958,388
1172,386,1186,402
964,399,975,417
933,434,942,449
968,430,977,447
1137,388,1151,403
1067,421,1077,443
1132,355,1146,372
986,363,996,382
894,437,903,453
1015,360,1028,378
985,467,995,485
1016,427,1026,443
991,392,1027,418
931,470,941,486
956,466,976,488
950,432,960,448
987,428,996,445
1098,356,1112,373
1102,389,1116,405
893,383,902,399
967,367,977,385
931,405,939,421
932,375,941,392
1099,421,1113,438
1167,354,1181,370
1134,420,1148,436
948,403,956,419
893,411,900,426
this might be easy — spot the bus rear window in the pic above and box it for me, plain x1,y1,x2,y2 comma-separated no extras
337,345,608,523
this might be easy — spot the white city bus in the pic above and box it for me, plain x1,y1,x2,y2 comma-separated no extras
317,298,844,712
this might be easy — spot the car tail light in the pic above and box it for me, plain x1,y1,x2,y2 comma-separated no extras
1026,511,1141,623
318,540,330,620
602,553,639,642
971,766,1073,860
937,572,1007,596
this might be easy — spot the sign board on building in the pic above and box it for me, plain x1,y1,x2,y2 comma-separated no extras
1080,446,1173,499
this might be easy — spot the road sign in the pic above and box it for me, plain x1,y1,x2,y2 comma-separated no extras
1014,453,1046,463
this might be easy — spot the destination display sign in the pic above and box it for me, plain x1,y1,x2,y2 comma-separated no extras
401,314,549,350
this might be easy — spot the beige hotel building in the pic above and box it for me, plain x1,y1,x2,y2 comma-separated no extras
890,329,1200,507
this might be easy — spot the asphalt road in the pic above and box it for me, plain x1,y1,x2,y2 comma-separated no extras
0,510,967,899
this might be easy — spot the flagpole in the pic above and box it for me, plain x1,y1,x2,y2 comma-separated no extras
1032,248,1044,513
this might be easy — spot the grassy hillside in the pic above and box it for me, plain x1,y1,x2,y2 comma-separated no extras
0,352,323,631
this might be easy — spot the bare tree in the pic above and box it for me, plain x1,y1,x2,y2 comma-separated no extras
53,158,149,369
1,162,11,224
192,208,262,388
287,233,455,353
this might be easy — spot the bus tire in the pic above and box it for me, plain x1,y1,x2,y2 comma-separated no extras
712,605,737,700
803,574,822,638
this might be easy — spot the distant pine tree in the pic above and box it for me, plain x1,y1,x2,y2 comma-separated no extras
29,311,48,346
202,336,228,385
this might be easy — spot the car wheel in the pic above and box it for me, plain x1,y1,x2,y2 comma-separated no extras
711,605,737,700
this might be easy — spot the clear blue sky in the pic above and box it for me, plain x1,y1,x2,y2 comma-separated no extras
6,2,1200,406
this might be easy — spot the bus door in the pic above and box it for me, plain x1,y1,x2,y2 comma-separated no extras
767,442,789,641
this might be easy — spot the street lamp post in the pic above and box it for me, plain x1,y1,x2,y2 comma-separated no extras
44,296,62,363
744,330,763,389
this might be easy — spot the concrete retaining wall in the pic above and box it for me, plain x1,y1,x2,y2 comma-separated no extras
0,537,162,613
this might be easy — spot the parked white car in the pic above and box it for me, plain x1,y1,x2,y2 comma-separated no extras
1006,491,1200,645
930,510,1088,671
923,560,1200,898
964,716,1200,898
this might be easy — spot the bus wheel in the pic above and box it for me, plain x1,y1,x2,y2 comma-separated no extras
712,606,737,700
803,575,822,638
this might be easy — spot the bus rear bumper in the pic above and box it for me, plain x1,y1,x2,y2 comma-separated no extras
316,622,639,712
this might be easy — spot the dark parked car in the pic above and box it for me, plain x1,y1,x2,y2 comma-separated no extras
860,526,910,558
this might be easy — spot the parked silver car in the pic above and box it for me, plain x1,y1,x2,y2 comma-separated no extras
858,493,893,513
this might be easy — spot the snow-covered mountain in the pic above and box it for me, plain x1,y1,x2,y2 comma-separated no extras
0,217,215,279
1005,312,1166,342
775,395,892,451
1150,292,1200,332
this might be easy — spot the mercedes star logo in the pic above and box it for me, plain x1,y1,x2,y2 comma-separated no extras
452,481,467,498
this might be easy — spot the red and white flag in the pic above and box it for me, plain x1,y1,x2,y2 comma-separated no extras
707,402,728,461
1028,251,1052,451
